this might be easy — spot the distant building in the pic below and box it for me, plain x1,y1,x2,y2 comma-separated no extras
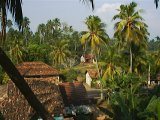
81,54,95,63
0,62,64,120
85,69,98,87
80,55,85,63
59,82,88,106
86,72,92,87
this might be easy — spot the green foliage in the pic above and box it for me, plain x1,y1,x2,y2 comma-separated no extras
148,37,160,51
50,40,71,68
81,15,109,55
0,111,4,120
1,73,9,84
62,69,80,82
113,2,149,73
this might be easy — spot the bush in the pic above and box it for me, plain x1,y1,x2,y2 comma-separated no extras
62,69,79,82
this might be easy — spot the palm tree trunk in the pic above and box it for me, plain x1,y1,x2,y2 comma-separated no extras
0,48,52,120
129,47,133,73
1,7,6,46
148,64,151,85
95,55,104,100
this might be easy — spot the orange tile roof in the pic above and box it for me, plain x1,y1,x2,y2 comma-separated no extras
84,54,94,60
16,62,59,77
87,69,98,79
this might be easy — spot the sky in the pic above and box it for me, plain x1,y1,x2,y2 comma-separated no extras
12,0,160,39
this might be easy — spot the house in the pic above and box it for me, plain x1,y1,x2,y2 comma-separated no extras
59,82,88,106
0,62,64,120
16,61,60,84
85,69,98,87
81,54,95,63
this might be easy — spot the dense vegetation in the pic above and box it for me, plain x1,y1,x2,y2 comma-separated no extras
0,1,160,120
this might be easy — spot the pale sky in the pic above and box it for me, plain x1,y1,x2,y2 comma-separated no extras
14,0,160,39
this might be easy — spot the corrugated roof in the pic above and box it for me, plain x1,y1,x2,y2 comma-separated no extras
16,62,59,77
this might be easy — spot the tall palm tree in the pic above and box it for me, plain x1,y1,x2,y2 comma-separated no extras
0,0,23,45
81,15,108,99
155,36,160,41
9,39,23,64
81,15,108,55
113,2,149,73
38,23,46,44
50,40,71,67
6,19,13,29
22,17,31,46
22,17,30,29
102,43,122,81
53,18,61,31
155,0,159,8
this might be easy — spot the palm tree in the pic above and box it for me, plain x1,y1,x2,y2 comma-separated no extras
81,15,108,55
155,0,160,8
22,17,30,29
22,17,31,46
8,31,24,64
9,39,23,64
0,0,23,45
102,43,122,82
81,15,108,99
50,40,71,68
155,36,160,41
6,19,13,29
113,2,149,73
53,18,61,31
80,0,94,10
38,23,46,44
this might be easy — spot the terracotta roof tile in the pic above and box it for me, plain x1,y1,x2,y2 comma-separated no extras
16,62,59,77
84,54,94,60
87,69,98,79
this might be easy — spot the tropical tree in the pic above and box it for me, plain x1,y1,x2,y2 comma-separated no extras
52,18,61,31
22,17,30,29
0,0,23,46
50,40,71,68
113,2,149,73
6,19,13,29
81,15,108,56
9,39,23,64
37,23,46,44
22,17,31,46
8,30,24,64
81,15,108,99
102,42,122,82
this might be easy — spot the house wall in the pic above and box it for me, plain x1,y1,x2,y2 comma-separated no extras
86,72,92,87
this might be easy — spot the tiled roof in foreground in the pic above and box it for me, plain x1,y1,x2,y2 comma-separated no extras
16,61,59,77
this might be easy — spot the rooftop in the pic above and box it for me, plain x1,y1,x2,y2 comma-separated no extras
16,61,59,77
